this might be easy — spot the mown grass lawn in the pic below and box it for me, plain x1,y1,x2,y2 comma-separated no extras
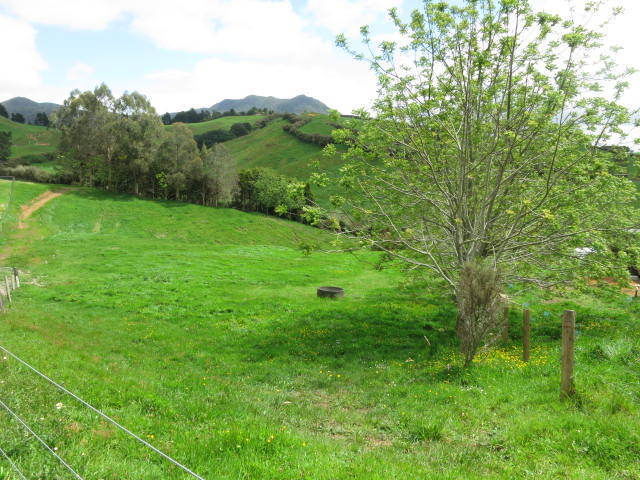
0,181,638,479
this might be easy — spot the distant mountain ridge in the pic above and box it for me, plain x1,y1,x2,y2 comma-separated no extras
210,95,330,114
1,97,61,123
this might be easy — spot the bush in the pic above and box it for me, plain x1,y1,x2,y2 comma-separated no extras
6,152,56,167
230,122,252,137
0,164,73,184
194,129,235,148
281,115,332,147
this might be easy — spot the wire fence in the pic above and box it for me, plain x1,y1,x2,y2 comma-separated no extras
0,444,28,480
0,265,205,478
0,341,207,479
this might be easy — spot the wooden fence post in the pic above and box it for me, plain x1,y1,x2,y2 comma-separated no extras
561,310,576,398
12,267,19,288
0,293,4,312
4,277,11,304
522,309,531,362
501,305,509,342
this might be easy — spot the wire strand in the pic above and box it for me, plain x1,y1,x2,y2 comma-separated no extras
0,397,84,480
0,443,28,480
0,344,206,480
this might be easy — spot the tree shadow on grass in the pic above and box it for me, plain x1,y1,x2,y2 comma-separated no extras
238,287,459,367
65,188,192,210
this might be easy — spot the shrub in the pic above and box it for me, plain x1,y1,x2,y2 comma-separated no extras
194,129,235,147
230,122,252,137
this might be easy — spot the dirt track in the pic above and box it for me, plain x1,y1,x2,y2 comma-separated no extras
18,189,70,229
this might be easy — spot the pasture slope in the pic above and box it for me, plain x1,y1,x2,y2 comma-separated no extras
165,114,266,136
225,118,343,177
0,116,59,159
0,180,638,479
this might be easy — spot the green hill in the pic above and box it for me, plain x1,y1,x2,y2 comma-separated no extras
0,180,638,478
1,96,60,123
212,94,330,114
166,114,265,135
0,115,59,159
226,117,344,175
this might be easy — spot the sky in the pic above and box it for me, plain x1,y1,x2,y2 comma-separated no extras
0,0,639,115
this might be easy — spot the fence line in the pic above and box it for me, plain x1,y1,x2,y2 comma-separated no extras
0,343,206,480
0,397,85,480
0,444,28,480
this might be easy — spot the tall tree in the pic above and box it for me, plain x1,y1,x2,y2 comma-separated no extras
55,84,116,185
0,104,8,119
202,144,238,206
34,112,50,127
0,132,11,161
55,84,163,191
161,112,172,125
10,113,25,124
153,124,199,200
327,0,639,365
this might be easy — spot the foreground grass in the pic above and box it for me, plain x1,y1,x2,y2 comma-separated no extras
0,117,59,159
0,181,638,479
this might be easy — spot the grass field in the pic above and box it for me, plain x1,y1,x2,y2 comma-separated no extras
167,115,266,136
299,115,337,136
0,117,59,159
0,181,638,478
225,119,344,183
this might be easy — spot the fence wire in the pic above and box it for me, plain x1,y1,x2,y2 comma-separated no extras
0,343,206,479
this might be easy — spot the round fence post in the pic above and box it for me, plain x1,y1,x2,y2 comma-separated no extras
501,305,510,342
561,310,576,398
522,309,531,362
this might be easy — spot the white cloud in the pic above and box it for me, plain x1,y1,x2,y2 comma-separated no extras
0,0,123,30
306,0,401,35
0,13,47,100
142,54,377,114
66,62,95,82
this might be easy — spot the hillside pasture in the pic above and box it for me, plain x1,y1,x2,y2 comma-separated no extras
0,182,637,478
167,115,266,136
0,116,59,159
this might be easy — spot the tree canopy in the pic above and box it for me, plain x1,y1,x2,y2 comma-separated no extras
322,0,640,364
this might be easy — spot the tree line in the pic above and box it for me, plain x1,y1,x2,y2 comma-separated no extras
0,104,50,126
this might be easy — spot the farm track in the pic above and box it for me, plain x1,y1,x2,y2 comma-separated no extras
18,189,70,229
0,188,72,263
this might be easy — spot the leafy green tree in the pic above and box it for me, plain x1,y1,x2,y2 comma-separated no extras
201,144,237,207
230,122,252,137
153,124,199,200
0,132,11,161
55,84,163,191
34,112,50,127
10,113,25,124
161,112,172,125
194,129,235,147
55,84,116,185
328,0,640,365
0,104,8,119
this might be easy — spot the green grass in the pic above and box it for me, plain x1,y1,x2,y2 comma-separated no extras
167,115,266,136
225,120,344,183
0,181,638,479
299,115,338,136
0,116,59,159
